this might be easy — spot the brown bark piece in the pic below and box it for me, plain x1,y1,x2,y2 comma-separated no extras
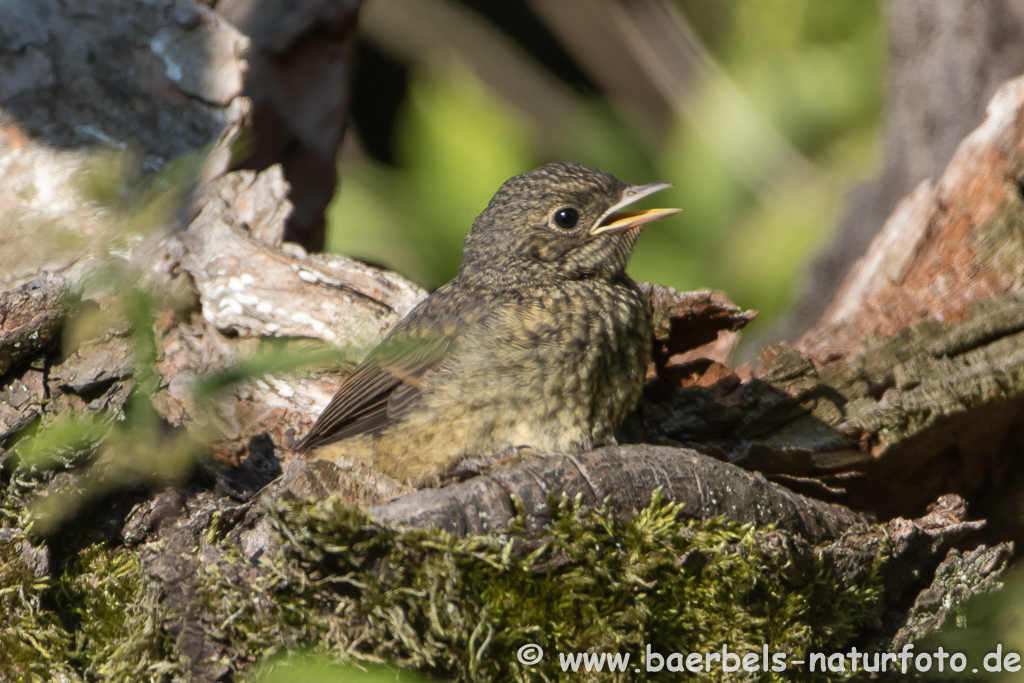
369,445,866,543
148,167,426,460
800,76,1024,362
0,368,46,444
642,284,758,364
0,274,70,377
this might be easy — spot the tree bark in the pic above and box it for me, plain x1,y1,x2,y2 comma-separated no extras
786,0,1024,339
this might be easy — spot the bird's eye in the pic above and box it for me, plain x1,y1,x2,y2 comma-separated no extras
552,207,579,229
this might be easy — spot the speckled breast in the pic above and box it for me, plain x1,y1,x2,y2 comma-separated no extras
441,278,653,454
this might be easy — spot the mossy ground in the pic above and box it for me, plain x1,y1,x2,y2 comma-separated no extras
0,481,886,682
0,467,186,682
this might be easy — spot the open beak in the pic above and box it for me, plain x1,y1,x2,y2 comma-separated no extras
589,182,680,236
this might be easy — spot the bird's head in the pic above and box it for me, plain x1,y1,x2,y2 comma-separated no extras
459,163,679,285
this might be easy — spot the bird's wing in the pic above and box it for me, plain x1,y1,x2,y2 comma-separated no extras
296,285,478,451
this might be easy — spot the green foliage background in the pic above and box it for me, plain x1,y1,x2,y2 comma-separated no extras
327,0,881,327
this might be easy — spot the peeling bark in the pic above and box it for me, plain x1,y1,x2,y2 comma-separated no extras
180,167,424,346
788,0,1024,339
0,274,70,377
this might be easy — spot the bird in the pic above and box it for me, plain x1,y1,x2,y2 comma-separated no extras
296,163,680,488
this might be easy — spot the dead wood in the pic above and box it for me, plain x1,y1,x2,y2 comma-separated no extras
3,74,1024,536
326,69,1024,528
7,74,1024,536
627,76,1024,524
788,0,1024,339
819,494,1015,651
152,167,425,451
0,273,69,378
364,445,865,543
0,274,71,445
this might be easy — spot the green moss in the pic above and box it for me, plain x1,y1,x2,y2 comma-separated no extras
1,462,184,682
61,545,184,681
0,534,185,682
0,532,76,682
0,464,77,682
0,471,887,682
268,493,887,682
190,542,357,664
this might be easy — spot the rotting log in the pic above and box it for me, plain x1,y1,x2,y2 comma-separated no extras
642,76,1024,524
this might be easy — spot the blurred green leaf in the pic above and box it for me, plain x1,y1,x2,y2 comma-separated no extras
250,656,428,683
192,338,357,407
332,57,540,288
326,165,435,285
715,180,834,320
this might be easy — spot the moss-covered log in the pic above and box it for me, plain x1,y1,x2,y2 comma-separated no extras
3,476,1008,681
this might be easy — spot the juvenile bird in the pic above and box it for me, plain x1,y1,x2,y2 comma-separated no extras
297,163,679,487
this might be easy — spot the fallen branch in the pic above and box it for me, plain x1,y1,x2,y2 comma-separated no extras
365,445,865,542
